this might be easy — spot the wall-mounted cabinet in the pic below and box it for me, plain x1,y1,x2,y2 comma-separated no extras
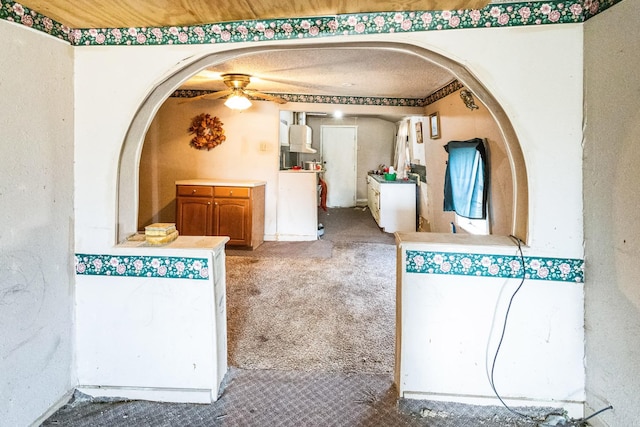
176,180,265,249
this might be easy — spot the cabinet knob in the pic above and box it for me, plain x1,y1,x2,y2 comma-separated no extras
207,202,211,205
192,189,197,193
215,202,218,206
229,190,233,195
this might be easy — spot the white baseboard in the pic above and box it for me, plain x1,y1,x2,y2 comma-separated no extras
402,391,584,419
30,389,75,427
77,385,215,404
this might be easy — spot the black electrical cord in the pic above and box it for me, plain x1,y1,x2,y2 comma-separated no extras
489,236,614,426
488,235,537,421
570,405,614,425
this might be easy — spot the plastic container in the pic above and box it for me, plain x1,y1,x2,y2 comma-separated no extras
384,173,397,181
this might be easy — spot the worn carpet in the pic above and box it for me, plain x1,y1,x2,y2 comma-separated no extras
225,239,334,259
226,241,396,374
42,368,555,427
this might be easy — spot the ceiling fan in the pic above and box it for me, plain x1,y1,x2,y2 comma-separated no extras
182,73,287,110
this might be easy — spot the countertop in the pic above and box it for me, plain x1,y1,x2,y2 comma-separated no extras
118,235,230,250
176,179,266,187
279,169,322,173
368,174,417,184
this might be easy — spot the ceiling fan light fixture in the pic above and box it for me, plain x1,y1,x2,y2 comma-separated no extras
224,93,252,110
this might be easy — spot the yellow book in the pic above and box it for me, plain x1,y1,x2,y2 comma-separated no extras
144,223,176,236
145,230,179,246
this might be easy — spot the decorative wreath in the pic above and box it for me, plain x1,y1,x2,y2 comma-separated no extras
188,113,226,150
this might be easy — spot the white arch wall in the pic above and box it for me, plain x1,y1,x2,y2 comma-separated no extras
74,26,583,257
120,40,527,245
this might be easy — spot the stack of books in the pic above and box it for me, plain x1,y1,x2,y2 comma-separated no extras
144,223,179,246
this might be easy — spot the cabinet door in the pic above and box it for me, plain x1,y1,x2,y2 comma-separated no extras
176,196,213,236
214,198,250,246
367,179,381,224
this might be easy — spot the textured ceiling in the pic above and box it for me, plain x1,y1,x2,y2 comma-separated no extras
19,0,489,28
180,48,455,99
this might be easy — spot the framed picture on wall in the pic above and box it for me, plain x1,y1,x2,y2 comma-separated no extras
415,121,423,144
429,112,440,139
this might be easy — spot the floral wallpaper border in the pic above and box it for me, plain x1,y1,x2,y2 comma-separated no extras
75,253,210,280
0,0,624,47
424,80,465,105
406,250,584,283
171,89,427,107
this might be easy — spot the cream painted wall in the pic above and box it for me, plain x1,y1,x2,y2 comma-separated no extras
0,21,75,426
74,43,220,252
584,1,640,425
419,25,583,255
423,88,512,235
139,97,281,236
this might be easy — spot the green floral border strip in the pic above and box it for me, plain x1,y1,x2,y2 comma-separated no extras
171,89,427,107
406,250,584,282
425,80,464,105
75,254,210,280
0,1,73,43
0,0,624,47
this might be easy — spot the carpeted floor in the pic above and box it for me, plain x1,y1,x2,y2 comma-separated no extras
226,241,396,373
226,207,396,373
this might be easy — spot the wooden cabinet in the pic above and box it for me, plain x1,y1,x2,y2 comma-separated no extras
213,186,252,247
367,178,381,224
176,183,265,249
176,185,214,235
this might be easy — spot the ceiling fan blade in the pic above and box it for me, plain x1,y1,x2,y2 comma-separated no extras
244,90,287,104
178,89,232,103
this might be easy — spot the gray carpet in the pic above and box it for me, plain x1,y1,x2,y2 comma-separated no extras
226,239,334,258
226,207,396,373
42,368,556,427
226,241,395,373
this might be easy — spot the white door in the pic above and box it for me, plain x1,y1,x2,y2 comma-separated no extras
321,126,357,207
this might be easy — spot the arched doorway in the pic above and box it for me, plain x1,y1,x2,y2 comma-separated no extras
115,39,530,389
117,41,528,245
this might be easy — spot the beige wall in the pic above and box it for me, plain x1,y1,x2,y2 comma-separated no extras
139,99,403,234
139,97,281,234
584,0,640,425
422,89,512,235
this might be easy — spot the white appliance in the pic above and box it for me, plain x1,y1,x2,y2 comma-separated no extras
289,124,317,153
277,171,318,240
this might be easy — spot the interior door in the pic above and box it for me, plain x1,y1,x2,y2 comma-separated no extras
321,126,357,207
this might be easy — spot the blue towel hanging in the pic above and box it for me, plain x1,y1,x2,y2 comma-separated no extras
443,138,487,219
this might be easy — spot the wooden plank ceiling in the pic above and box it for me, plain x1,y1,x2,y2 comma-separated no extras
20,0,489,28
